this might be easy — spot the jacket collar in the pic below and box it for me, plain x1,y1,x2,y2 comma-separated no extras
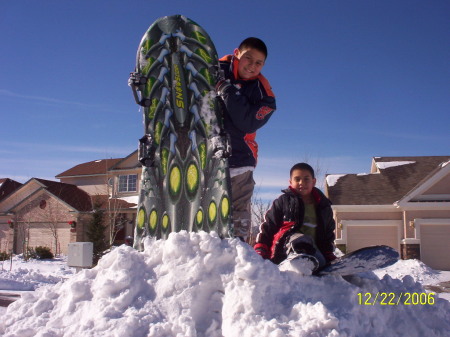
219,54,260,81
284,186,323,205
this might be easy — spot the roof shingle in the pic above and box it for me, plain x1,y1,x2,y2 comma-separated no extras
56,158,122,178
326,156,450,205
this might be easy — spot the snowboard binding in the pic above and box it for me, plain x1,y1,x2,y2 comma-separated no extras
129,72,151,107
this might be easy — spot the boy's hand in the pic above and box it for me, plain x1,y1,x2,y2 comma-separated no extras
215,78,232,98
254,243,270,259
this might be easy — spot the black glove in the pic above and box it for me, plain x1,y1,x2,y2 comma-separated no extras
215,78,232,98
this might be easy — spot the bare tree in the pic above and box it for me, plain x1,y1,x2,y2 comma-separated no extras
105,197,127,247
249,187,272,246
36,197,66,256
92,192,128,249
15,205,32,260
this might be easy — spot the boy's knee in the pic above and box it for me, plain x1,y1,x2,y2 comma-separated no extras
233,217,251,242
286,233,316,255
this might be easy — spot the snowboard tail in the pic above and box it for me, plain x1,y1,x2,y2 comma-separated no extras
130,15,232,249
317,245,399,276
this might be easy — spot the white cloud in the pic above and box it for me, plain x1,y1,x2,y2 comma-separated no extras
0,89,105,109
0,141,133,156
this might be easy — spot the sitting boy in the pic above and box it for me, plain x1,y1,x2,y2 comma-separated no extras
253,163,336,271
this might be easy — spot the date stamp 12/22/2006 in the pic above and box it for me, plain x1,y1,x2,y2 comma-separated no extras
357,292,436,306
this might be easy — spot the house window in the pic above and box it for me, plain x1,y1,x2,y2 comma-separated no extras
118,175,137,192
39,200,47,209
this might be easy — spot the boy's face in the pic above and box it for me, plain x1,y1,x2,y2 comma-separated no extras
289,169,316,197
234,47,265,79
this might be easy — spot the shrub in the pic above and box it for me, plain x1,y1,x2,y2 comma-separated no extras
0,251,10,261
26,247,37,260
34,246,54,259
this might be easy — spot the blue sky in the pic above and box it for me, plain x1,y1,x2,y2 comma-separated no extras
1,0,449,201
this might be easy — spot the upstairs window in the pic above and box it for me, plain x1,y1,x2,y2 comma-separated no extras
118,174,137,193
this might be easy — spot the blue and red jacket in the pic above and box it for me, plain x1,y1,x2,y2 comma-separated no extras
218,55,276,168
254,187,336,264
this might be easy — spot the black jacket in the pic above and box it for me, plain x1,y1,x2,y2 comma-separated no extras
255,187,336,264
218,55,276,168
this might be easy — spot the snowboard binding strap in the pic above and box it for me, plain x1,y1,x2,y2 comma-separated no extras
129,72,151,107
210,131,231,158
138,134,155,167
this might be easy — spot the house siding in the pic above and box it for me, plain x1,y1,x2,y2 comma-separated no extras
59,176,110,195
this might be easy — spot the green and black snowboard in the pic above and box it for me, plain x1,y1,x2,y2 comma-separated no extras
129,15,232,250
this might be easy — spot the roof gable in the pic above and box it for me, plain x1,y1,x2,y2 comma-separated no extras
109,150,140,171
0,178,23,203
55,151,140,178
396,160,450,204
2,178,92,213
326,156,450,205
56,158,122,178
34,179,92,211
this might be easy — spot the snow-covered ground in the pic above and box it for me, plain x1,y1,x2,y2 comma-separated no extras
1,231,449,337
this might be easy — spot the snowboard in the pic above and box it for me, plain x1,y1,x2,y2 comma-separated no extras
317,245,399,276
129,15,232,250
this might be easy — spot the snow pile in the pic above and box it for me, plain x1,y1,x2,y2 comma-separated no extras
1,231,450,337
373,258,442,284
0,257,74,291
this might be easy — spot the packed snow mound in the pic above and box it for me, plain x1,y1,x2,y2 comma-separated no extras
373,258,442,284
0,257,74,291
1,231,450,337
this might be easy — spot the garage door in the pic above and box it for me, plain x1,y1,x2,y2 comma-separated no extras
347,225,399,252
421,224,450,271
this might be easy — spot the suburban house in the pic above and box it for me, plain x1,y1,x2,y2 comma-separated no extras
325,156,450,271
0,150,141,255
2,153,449,271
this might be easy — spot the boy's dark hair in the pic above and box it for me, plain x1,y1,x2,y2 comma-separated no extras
238,37,268,59
290,163,315,178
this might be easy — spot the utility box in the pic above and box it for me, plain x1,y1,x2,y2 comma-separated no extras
68,242,93,269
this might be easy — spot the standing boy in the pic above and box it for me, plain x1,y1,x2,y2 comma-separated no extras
253,163,336,271
216,37,276,242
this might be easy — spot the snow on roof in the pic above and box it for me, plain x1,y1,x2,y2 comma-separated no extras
376,161,416,170
326,174,347,187
117,195,139,208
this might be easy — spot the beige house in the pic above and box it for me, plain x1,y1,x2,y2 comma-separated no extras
325,156,450,271
0,178,92,255
0,151,141,255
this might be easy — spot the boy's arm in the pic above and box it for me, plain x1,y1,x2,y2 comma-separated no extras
254,198,283,258
321,204,337,261
217,78,276,134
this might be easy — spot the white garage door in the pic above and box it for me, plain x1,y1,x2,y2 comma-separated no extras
420,223,450,271
347,225,399,252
